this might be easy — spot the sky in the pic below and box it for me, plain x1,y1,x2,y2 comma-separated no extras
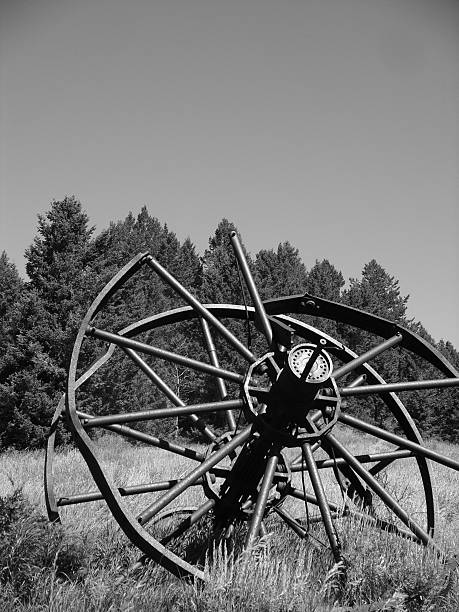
1,0,458,346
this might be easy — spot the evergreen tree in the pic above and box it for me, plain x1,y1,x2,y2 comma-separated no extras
0,253,24,373
0,198,96,448
340,260,410,426
200,219,250,305
255,242,308,300
305,259,345,338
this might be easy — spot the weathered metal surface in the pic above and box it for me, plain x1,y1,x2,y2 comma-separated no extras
44,239,459,581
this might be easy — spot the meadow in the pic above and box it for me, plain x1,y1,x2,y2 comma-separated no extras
0,428,458,611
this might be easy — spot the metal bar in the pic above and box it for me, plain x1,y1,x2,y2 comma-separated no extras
57,478,205,507
346,373,367,388
230,231,273,347
290,441,321,468
341,377,459,396
83,398,244,429
75,409,206,462
288,487,420,542
160,499,216,545
137,427,252,525
290,449,414,472
332,334,403,380
124,347,217,442
145,255,255,363
273,506,308,538
338,412,459,471
200,318,237,431
325,432,436,547
289,487,340,512
245,453,279,547
302,442,342,562
87,326,245,384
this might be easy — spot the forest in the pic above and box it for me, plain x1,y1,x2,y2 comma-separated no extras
1,196,458,450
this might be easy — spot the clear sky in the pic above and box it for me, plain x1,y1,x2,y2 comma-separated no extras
1,0,458,346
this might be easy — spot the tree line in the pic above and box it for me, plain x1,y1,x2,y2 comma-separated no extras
0,197,457,449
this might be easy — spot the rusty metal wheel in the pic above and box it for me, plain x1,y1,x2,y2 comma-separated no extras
45,236,459,580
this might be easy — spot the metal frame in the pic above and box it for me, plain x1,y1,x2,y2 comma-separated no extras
44,245,459,580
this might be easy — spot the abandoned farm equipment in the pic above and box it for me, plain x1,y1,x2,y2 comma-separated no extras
45,232,459,580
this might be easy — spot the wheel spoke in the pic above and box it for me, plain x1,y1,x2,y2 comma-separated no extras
83,398,243,429
137,427,252,526
230,231,273,348
145,255,255,363
160,499,216,545
338,412,459,471
273,506,308,538
87,327,244,384
245,453,279,547
325,432,437,547
302,442,342,562
75,409,206,462
200,318,237,431
290,449,414,472
341,377,459,396
332,334,402,380
57,479,205,507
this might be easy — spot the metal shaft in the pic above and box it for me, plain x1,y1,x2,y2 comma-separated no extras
230,231,273,348
137,427,252,525
245,453,279,547
341,377,459,396
83,398,243,428
302,442,342,562
87,326,244,384
338,412,459,471
325,433,436,548
145,255,255,363
200,317,237,430
332,334,402,380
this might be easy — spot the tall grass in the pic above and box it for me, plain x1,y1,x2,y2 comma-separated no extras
0,429,458,611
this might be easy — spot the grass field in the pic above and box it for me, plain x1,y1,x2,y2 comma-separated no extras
0,428,458,611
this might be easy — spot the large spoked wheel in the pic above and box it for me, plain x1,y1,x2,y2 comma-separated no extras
45,237,459,580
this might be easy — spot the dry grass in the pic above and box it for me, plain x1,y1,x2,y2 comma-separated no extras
0,428,458,611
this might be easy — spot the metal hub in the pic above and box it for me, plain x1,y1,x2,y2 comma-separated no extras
242,343,341,446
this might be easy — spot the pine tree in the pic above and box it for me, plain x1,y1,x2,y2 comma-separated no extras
0,253,24,373
255,242,308,300
0,198,96,448
340,260,410,426
200,219,250,305
305,259,345,339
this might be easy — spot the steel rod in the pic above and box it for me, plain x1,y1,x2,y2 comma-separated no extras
341,377,459,396
290,449,414,472
83,398,244,429
338,412,459,471
87,326,245,384
273,506,308,538
75,409,206,462
200,318,237,431
290,441,321,468
332,334,402,380
137,427,252,526
325,433,436,547
288,487,419,542
145,255,255,363
57,478,205,507
124,347,217,441
160,499,216,545
346,374,367,388
230,231,273,347
302,442,342,561
245,453,279,547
